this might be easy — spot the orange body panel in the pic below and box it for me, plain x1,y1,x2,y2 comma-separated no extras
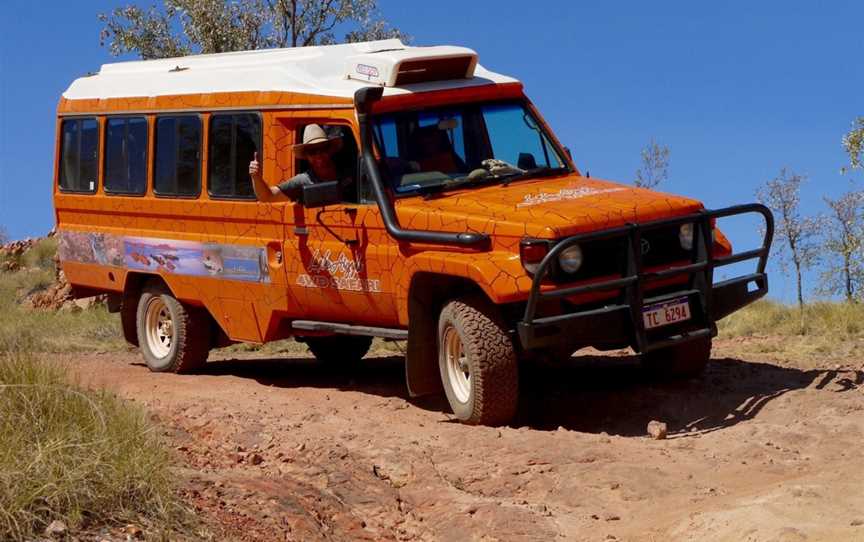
54,86,728,342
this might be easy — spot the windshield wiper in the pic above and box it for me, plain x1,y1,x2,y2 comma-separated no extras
416,173,494,196
499,166,570,185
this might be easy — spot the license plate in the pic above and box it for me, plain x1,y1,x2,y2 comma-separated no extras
642,297,691,329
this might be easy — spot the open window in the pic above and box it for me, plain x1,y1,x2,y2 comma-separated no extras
294,124,363,204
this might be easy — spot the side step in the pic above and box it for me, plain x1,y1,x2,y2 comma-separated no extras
291,320,408,340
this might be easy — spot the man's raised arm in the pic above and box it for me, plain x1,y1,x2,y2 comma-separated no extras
249,152,283,200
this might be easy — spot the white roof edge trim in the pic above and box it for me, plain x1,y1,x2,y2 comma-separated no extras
62,40,519,102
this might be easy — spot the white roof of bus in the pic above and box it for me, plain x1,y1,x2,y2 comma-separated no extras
63,39,518,101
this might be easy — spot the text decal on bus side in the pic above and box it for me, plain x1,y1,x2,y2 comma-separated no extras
295,249,381,293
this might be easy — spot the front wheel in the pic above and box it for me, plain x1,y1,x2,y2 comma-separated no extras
640,337,711,379
438,297,519,426
136,283,211,373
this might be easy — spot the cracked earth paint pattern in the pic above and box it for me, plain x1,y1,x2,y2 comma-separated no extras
54,88,732,344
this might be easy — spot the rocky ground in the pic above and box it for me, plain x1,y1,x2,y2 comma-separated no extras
51,337,864,542
0,233,96,311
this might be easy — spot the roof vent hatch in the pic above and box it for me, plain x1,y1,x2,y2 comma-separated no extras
345,46,478,87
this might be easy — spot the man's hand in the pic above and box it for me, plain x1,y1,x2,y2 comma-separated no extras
249,152,282,196
249,152,261,181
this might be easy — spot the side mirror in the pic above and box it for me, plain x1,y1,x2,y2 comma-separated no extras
301,180,341,208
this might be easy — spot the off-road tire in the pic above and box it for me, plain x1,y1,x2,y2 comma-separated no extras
136,283,210,373
641,337,711,379
305,335,373,363
437,297,519,426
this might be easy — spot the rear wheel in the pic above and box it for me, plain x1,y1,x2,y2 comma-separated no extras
438,297,518,426
136,283,210,373
641,337,711,379
304,335,373,363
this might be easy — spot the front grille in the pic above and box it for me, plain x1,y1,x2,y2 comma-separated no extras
642,225,691,267
556,224,691,282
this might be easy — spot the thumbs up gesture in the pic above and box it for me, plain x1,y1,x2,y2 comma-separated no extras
249,151,261,180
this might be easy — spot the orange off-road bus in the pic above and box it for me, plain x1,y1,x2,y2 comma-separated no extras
54,40,773,425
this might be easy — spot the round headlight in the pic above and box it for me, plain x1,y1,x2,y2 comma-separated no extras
679,223,694,251
558,244,583,274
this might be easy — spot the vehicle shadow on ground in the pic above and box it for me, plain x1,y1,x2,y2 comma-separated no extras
194,353,862,437
197,354,414,400
517,354,863,436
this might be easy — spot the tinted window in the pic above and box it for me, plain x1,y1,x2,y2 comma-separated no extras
59,118,99,193
208,113,260,199
154,116,201,196
104,116,148,194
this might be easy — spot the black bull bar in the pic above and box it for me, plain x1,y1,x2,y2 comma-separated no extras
517,204,774,353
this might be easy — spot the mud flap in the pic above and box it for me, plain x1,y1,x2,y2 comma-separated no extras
405,292,444,397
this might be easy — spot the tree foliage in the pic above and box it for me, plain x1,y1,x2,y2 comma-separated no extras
756,168,820,310
0,225,8,246
842,117,864,172
817,189,864,302
634,138,670,189
100,0,408,60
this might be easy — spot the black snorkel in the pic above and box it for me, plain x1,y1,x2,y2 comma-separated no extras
354,87,490,248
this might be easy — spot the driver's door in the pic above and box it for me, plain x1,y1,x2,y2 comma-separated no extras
283,122,399,326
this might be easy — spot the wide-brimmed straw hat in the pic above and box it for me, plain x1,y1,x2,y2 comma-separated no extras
293,124,343,158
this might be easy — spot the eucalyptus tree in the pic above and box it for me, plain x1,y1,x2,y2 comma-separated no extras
634,138,670,189
756,168,819,311
842,117,864,173
99,0,407,60
817,190,864,302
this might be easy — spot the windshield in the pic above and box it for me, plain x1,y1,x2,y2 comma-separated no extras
372,101,569,195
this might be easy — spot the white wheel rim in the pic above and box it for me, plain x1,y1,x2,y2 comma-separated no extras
443,326,471,403
145,297,173,359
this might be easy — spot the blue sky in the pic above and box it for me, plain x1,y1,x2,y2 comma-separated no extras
1,0,862,301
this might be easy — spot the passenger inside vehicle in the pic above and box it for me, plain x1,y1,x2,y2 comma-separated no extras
407,124,466,174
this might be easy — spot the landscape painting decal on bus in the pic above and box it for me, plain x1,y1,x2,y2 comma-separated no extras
58,231,270,283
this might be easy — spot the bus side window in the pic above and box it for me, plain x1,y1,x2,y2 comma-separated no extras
209,113,261,200
104,116,148,195
58,117,99,193
154,115,202,197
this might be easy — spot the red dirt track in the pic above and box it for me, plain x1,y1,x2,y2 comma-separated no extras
62,338,864,541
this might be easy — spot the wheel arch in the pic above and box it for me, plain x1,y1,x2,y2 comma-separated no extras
404,272,492,397
115,272,165,347
123,271,229,349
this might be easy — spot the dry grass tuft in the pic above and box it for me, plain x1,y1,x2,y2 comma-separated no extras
718,299,864,359
0,245,201,540
0,350,196,540
0,256,124,353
